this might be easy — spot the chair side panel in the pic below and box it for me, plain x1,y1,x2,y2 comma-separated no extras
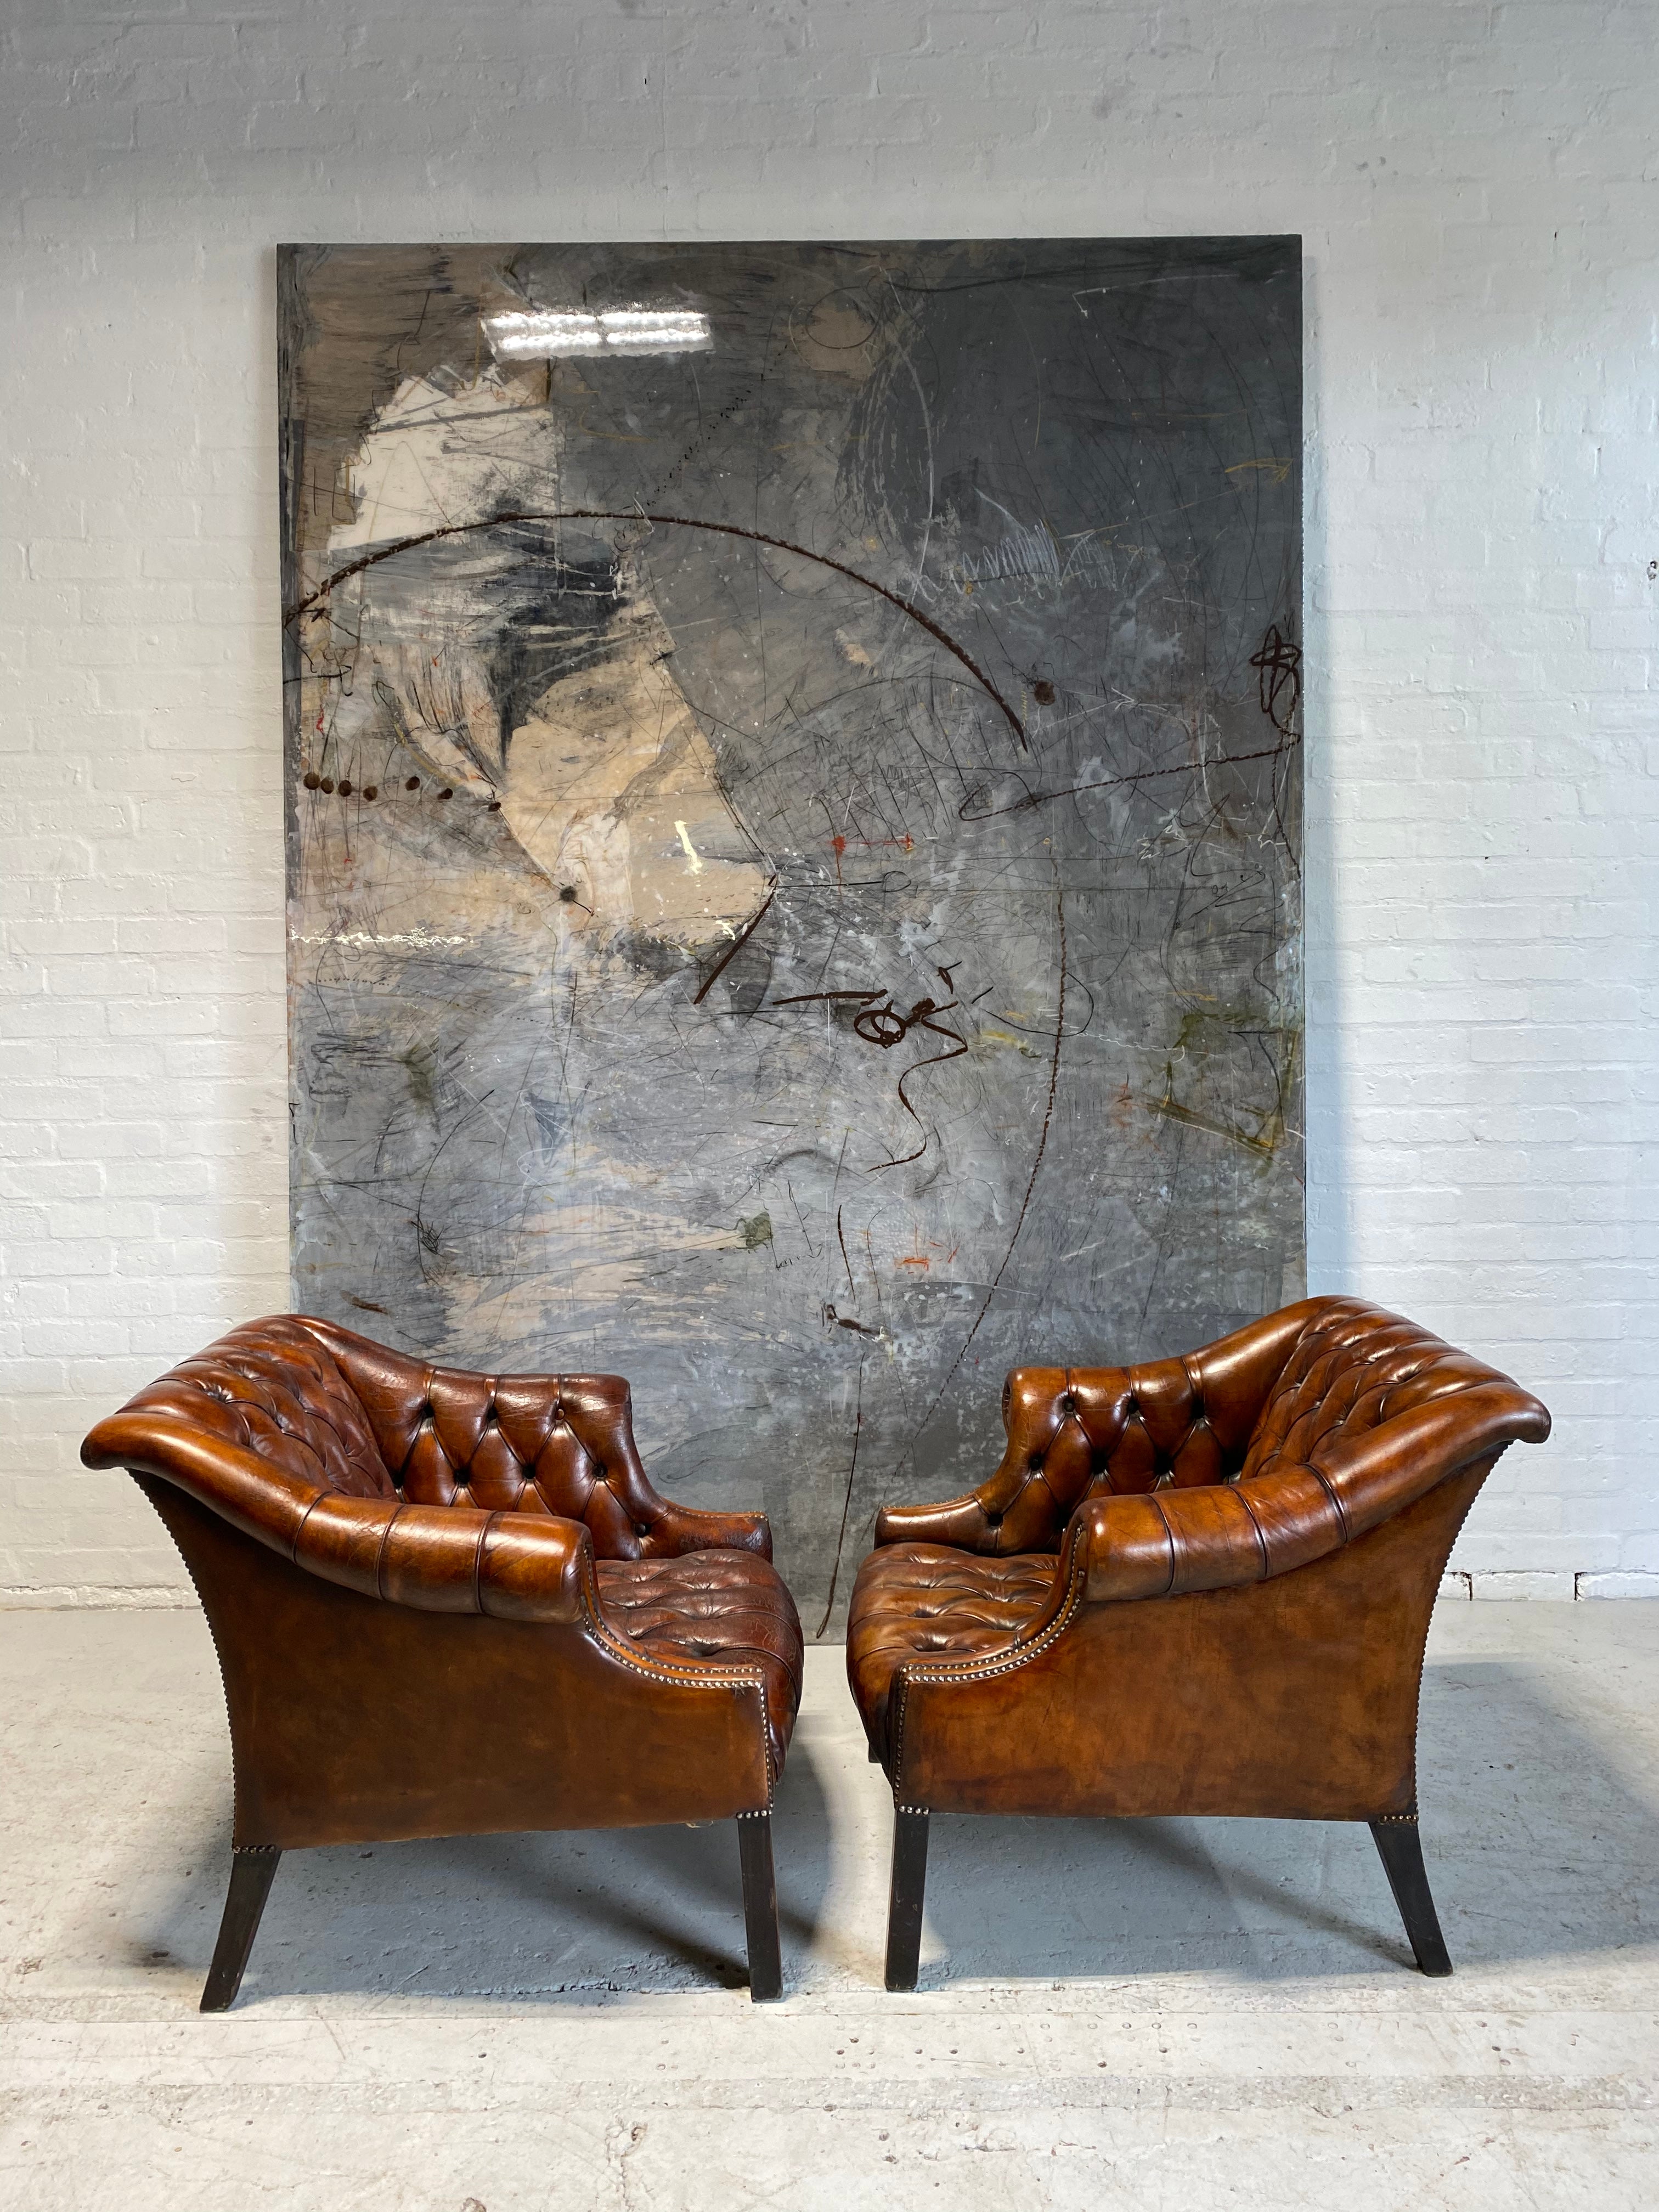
138,1478,773,1848
895,1461,1490,1821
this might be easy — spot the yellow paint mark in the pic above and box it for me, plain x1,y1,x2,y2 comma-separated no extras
1226,459,1293,484
675,820,704,873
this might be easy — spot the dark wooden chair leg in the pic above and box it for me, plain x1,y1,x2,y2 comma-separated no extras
884,1805,929,1992
1369,1816,1452,1977
200,1845,282,2012
737,1810,783,2002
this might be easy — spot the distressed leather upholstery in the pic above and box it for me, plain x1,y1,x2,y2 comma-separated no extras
849,1296,1550,1805
599,1554,804,1771
845,1547,1058,1757
85,1316,776,1615
82,1315,802,2004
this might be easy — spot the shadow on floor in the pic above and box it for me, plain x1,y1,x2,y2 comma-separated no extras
910,1655,1659,1985
117,1735,838,2007
103,1649,1659,2004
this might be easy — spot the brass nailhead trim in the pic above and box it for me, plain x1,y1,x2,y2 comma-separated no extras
582,1622,777,1790
892,1546,1087,1785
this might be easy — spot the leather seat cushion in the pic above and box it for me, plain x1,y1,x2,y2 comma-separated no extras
597,1552,804,1774
846,1543,1059,1756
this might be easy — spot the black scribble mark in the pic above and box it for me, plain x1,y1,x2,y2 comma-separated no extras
557,884,595,916
345,1294,388,1315
897,868,1068,1462
836,1203,856,1296
770,989,969,1169
822,1303,878,1336
285,508,1028,751
816,1348,866,1639
959,742,1299,822
691,877,778,1006
876,1019,971,1169
787,1180,819,1259
1249,623,1301,738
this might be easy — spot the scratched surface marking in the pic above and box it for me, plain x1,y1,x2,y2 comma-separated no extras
279,240,1304,1628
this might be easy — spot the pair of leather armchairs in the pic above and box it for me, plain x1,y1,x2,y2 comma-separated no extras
82,1296,1549,2007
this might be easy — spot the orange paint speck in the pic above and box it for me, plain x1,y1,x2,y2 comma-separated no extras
899,1256,930,1269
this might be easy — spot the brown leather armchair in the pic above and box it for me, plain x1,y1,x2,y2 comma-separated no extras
82,1316,803,2007
847,1296,1551,1989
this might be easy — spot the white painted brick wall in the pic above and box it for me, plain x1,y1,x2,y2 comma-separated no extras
2,1,1655,1603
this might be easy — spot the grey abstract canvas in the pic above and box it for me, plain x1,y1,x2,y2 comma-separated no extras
279,238,1304,1629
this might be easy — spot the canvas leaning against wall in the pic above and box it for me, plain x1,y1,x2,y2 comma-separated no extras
278,238,1304,1628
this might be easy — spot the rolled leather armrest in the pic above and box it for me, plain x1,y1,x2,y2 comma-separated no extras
652,1502,774,1560
874,1492,999,1550
1081,1379,1552,1605
82,1412,591,1625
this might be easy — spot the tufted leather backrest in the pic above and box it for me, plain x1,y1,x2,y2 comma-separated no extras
973,1353,1249,1553
890,1295,1534,1558
1237,1299,1503,1485
292,1317,678,1561
112,1317,399,1501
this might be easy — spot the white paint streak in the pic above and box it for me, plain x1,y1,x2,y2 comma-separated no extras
289,927,472,949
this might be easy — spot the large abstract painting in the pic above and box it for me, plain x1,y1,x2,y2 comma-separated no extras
280,238,1304,1628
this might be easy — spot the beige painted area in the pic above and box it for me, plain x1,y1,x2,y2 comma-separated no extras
501,591,770,945
787,292,882,381
322,375,768,950
330,370,558,553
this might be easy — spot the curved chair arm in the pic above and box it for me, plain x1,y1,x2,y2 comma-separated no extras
292,1316,773,1562
871,1365,1125,1554
83,1411,593,1624
1081,1380,1551,1604
651,1501,774,1559
876,1305,1327,1554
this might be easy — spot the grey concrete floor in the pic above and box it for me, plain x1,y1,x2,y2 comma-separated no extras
1,1603,1656,2209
